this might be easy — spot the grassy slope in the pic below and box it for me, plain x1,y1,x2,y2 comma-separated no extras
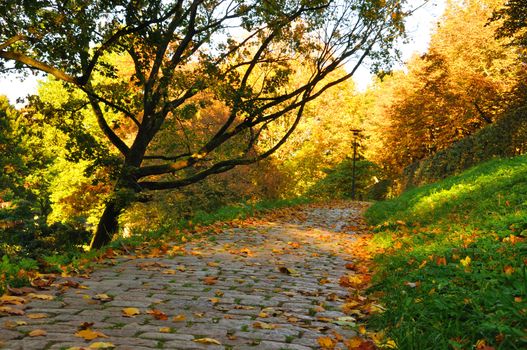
365,155,527,350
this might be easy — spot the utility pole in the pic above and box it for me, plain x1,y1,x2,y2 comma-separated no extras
350,129,361,200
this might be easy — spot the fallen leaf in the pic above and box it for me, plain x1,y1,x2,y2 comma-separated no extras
203,276,218,285
317,336,337,349
0,295,26,305
193,338,221,345
176,265,186,272
29,329,47,337
460,256,471,267
159,327,172,333
339,274,363,288
92,294,113,302
278,266,300,276
252,321,277,329
172,314,186,322
0,306,24,315
122,307,140,317
27,293,54,301
88,342,115,349
27,313,48,319
147,309,168,320
79,322,95,330
162,269,177,275
503,265,514,275
207,262,219,267
75,329,108,341
6,286,37,295
209,297,220,304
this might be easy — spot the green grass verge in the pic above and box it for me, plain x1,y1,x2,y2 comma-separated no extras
365,155,527,350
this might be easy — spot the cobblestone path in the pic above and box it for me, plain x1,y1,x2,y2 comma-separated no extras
1,203,369,350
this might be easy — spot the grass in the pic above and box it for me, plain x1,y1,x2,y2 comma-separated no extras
365,155,527,349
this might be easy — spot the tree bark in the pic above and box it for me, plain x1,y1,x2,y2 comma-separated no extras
90,197,123,249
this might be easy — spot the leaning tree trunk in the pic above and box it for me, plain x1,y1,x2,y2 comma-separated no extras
90,198,123,249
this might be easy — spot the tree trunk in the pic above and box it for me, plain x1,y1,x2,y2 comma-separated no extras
90,198,122,249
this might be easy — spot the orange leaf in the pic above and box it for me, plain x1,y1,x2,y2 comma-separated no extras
203,276,218,285
503,265,514,275
147,309,168,320
27,313,48,319
0,306,24,315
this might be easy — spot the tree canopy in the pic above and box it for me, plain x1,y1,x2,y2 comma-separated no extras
0,0,409,248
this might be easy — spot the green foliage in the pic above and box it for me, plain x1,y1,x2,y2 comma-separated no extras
403,105,527,189
366,154,527,349
307,158,386,200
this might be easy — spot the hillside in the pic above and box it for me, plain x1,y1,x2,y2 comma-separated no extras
365,155,527,349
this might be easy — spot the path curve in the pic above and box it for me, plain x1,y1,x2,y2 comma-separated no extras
1,202,370,350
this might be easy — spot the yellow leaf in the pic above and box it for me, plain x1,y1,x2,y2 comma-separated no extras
172,314,186,322
27,293,54,301
359,325,367,335
75,329,108,341
122,307,140,317
460,256,471,267
207,262,219,267
317,336,336,349
92,294,113,302
252,321,277,329
0,295,26,305
159,327,172,333
193,338,221,345
209,297,220,304
162,269,177,275
176,265,186,272
258,311,269,318
29,329,47,337
89,342,115,349
27,313,48,319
